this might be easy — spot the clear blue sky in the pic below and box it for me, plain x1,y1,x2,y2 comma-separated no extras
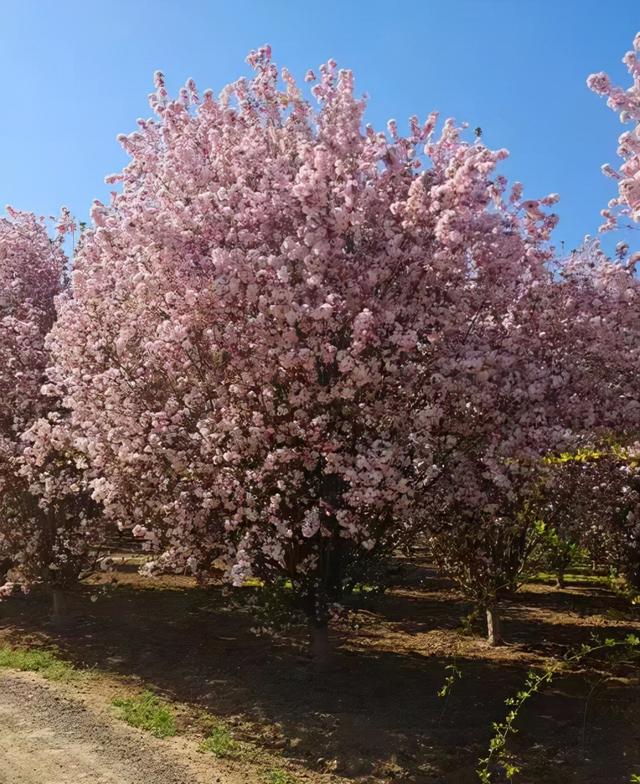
1,0,638,252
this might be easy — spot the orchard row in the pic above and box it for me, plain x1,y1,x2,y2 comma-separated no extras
1,34,639,649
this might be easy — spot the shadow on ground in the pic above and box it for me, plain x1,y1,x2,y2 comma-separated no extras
1,565,639,784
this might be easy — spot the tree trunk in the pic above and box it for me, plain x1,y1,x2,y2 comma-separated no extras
556,572,566,589
309,622,331,669
486,604,503,646
625,563,640,590
0,557,11,584
51,586,69,626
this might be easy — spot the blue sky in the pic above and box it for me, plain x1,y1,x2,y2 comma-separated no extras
0,0,638,253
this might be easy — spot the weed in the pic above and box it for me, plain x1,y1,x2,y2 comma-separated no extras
0,645,78,682
458,606,481,636
437,661,462,699
200,723,242,758
477,634,640,782
264,769,297,784
112,690,177,738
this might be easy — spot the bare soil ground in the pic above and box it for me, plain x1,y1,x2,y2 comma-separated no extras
0,670,231,784
0,557,639,784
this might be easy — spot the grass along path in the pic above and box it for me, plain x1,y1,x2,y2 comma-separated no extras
0,645,315,784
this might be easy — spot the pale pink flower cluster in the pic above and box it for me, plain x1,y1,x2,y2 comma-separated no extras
0,211,104,595
588,32,640,230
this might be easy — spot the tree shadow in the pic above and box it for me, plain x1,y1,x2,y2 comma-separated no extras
1,579,638,784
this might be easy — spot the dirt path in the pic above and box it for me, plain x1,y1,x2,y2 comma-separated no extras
0,670,230,784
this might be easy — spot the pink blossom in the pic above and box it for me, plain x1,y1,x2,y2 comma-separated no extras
41,49,640,635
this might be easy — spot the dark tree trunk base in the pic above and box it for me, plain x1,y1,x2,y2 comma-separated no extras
486,605,503,646
309,623,332,669
50,587,71,626
625,565,640,591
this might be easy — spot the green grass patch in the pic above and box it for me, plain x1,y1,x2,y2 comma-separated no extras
200,722,243,758
243,577,295,590
350,582,379,594
112,690,177,738
529,571,611,587
0,645,78,681
264,769,298,784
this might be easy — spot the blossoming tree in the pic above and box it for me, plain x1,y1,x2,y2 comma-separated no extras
0,210,64,595
423,210,640,642
0,210,102,616
48,46,630,655
588,31,640,234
